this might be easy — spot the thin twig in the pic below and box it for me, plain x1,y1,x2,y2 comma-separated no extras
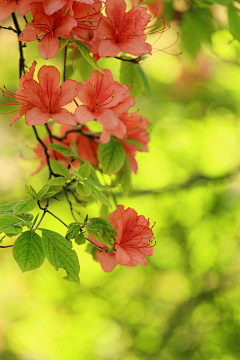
38,201,68,228
0,245,13,248
11,12,25,77
87,237,109,252
0,25,18,33
45,124,58,160
32,125,55,179
34,199,49,231
64,188,78,221
46,210,68,227
63,44,68,82
23,15,28,23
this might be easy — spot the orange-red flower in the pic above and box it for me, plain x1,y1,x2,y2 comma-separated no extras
96,0,152,57
71,0,102,43
0,61,37,127
74,69,135,143
119,112,149,173
5,64,77,126
90,205,154,272
19,3,77,60
0,0,17,21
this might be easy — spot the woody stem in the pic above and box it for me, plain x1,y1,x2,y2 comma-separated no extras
11,12,25,77
32,125,55,179
63,44,67,82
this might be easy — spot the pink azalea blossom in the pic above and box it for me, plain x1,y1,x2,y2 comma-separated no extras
5,64,77,126
119,112,149,173
96,0,152,58
90,205,154,272
19,3,77,60
74,69,135,143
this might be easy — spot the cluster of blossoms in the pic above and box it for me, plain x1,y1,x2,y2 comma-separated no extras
1,0,164,60
0,0,157,274
3,62,149,173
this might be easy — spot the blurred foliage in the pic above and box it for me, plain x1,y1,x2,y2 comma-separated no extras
1,0,240,359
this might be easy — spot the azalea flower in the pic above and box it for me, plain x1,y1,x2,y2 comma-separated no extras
96,0,152,57
0,0,17,22
3,64,78,126
0,60,37,126
71,0,102,43
32,124,99,174
19,3,77,60
89,205,155,272
74,69,135,144
118,112,149,173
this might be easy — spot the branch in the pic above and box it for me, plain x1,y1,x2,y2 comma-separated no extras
11,12,25,77
34,199,49,231
0,25,18,33
129,170,239,197
64,188,78,221
37,201,68,228
32,125,55,179
63,44,67,82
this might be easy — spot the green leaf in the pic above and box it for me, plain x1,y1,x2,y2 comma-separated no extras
181,8,214,57
48,177,68,186
72,139,79,156
13,230,45,272
135,64,152,97
115,154,132,197
51,160,70,178
66,223,81,240
58,37,71,52
40,185,63,200
36,185,50,200
228,8,240,42
0,200,23,213
98,138,125,174
120,61,143,98
75,41,103,73
121,138,146,152
13,199,36,216
48,144,76,157
17,213,34,222
75,232,86,245
72,169,84,181
76,182,91,196
41,229,80,284
25,184,37,200
86,218,117,247
87,183,112,208
78,161,91,178
100,203,109,219
0,214,25,236
32,214,40,228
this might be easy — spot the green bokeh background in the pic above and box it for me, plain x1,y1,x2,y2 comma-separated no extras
1,2,240,359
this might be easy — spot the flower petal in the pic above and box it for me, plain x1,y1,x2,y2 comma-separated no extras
37,33,59,60
96,251,118,272
51,108,77,125
58,80,78,108
115,244,131,265
74,105,96,123
98,39,121,58
25,107,50,125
